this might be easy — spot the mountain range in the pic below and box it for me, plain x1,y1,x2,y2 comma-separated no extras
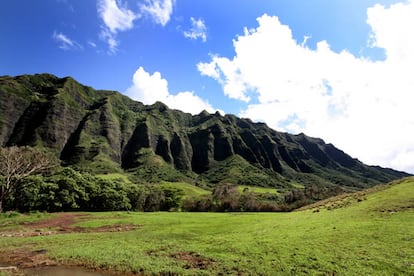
0,74,409,192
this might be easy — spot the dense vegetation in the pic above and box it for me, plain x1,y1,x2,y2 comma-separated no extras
2,165,344,213
0,146,343,213
3,167,180,212
1,178,413,275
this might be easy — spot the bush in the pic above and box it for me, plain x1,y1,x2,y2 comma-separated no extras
182,195,213,212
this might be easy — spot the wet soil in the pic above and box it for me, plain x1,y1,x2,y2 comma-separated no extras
0,213,140,275
1,213,140,238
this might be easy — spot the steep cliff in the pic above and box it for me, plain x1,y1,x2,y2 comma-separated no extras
0,74,409,190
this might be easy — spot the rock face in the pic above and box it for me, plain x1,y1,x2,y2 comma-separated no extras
0,74,410,189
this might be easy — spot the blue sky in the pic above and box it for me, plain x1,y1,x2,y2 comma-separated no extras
1,0,414,173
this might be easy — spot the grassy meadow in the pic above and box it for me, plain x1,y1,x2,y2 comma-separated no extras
237,185,279,195
0,178,413,275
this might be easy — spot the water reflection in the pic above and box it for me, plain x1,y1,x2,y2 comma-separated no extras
25,267,107,276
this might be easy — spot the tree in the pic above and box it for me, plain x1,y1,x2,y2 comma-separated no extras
160,186,185,211
0,146,57,212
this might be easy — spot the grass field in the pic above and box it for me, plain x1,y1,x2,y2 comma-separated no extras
159,181,211,198
96,173,133,184
237,185,279,195
0,177,413,275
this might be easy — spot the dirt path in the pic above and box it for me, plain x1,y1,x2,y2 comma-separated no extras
24,213,82,230
0,213,141,274
1,213,139,237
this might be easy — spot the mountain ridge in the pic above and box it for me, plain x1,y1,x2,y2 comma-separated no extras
0,73,409,191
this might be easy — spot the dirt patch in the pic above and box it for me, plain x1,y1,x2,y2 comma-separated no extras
0,249,110,275
0,249,57,269
0,214,143,275
170,252,214,270
0,213,141,237
24,213,85,229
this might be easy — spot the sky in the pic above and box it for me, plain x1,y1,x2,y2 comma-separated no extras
1,0,413,174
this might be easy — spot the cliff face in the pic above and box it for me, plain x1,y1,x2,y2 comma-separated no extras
0,74,409,189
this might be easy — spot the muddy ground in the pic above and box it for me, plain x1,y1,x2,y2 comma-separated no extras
0,213,140,275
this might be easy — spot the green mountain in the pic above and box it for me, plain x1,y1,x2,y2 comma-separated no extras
0,74,409,191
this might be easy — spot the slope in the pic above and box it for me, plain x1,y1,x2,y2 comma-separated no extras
0,178,413,275
0,74,410,193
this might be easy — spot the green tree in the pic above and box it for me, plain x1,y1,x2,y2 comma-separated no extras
92,178,132,211
12,175,44,211
47,167,89,211
160,186,185,211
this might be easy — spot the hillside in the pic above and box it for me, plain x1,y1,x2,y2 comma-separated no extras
0,178,413,274
0,74,409,192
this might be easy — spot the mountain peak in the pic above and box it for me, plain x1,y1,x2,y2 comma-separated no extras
0,74,410,191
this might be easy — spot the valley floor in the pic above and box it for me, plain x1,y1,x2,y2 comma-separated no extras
0,178,413,275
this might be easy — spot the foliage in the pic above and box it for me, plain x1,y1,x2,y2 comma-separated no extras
3,163,345,213
4,167,192,212
0,146,58,212
200,155,287,188
283,185,345,210
6,168,126,212
128,149,192,184
159,186,185,211
182,183,287,212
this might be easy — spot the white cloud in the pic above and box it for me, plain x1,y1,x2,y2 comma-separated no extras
99,28,119,54
125,67,219,115
97,0,138,53
198,54,252,102
88,41,97,48
52,31,82,50
367,1,414,63
184,17,207,42
140,0,174,26
197,1,414,173
97,0,137,33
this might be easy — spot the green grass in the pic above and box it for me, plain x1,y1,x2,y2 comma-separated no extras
0,178,413,275
0,211,52,232
159,181,210,198
237,185,279,195
96,173,133,184
290,182,305,189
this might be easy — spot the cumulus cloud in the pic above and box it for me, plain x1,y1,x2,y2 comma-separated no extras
140,0,174,26
184,17,207,42
97,0,139,53
197,1,414,173
125,67,219,115
52,31,82,50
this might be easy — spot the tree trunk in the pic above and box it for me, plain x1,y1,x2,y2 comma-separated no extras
0,184,6,212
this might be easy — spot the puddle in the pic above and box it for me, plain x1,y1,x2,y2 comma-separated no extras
0,263,17,271
0,264,108,276
24,267,108,276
